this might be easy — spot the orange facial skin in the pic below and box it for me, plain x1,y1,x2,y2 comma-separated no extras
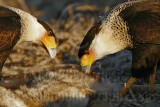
40,32,57,49
80,49,96,67
40,32,57,59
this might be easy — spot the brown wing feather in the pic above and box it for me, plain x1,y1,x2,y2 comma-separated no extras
0,7,21,72
120,1,160,44
0,6,20,17
128,11,160,44
0,17,21,50
118,1,160,78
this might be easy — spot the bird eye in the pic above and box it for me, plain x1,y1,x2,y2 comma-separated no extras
48,31,52,36
85,50,90,55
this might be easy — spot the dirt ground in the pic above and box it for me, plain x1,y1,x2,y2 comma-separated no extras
0,0,160,107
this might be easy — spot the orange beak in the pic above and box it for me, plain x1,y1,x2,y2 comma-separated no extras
80,50,96,74
40,32,57,59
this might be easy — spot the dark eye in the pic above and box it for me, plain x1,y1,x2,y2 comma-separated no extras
48,31,52,36
85,50,90,55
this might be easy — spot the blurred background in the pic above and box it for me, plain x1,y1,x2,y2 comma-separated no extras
0,0,127,21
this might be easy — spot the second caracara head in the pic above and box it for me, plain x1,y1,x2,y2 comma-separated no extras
20,18,57,59
78,19,131,73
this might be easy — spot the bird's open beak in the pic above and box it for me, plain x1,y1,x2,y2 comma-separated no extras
40,33,57,59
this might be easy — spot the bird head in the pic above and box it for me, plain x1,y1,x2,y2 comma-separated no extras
79,18,132,74
78,23,101,74
0,6,57,59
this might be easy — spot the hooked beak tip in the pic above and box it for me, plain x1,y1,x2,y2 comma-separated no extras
81,66,91,74
47,48,57,59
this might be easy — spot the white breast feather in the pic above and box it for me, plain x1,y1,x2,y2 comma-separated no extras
91,26,118,60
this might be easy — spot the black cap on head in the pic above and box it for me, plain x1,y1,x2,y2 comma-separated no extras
37,19,56,38
78,22,101,58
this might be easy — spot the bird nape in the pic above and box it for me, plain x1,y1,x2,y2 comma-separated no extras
78,0,160,96
0,6,57,77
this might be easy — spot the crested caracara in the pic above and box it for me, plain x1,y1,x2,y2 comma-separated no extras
78,0,160,96
0,6,57,76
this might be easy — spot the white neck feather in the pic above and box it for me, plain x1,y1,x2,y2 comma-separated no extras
2,6,46,43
